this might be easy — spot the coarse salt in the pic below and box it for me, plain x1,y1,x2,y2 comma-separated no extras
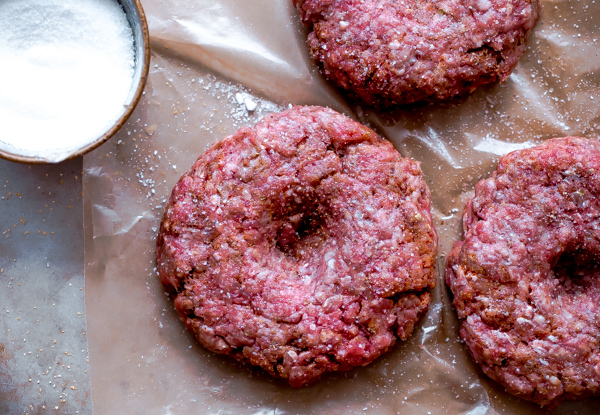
0,0,135,161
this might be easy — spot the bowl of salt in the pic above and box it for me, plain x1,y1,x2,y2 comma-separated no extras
0,0,150,163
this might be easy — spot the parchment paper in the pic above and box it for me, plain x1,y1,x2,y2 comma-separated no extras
0,158,91,415
83,0,600,413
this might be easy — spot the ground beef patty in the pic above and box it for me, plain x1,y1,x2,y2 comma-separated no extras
156,105,437,387
294,0,540,105
446,137,600,406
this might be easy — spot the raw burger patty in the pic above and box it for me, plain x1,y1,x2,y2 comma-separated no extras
156,105,438,387
446,137,600,406
294,0,540,105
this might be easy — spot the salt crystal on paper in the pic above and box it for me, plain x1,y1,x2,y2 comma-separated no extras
244,97,257,112
0,0,135,160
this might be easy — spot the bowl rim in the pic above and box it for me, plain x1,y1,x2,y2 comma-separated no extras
0,0,151,164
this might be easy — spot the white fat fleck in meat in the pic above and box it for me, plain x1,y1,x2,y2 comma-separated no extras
477,0,492,11
516,317,529,325
389,40,401,50
327,258,336,269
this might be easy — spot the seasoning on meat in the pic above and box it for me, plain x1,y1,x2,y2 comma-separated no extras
446,137,600,407
157,105,438,386
294,0,540,105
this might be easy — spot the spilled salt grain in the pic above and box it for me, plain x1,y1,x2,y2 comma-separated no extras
0,0,135,161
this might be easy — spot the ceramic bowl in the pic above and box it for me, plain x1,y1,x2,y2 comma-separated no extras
0,0,150,164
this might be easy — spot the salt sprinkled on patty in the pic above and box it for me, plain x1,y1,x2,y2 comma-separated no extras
446,137,600,407
294,0,540,105
157,105,438,386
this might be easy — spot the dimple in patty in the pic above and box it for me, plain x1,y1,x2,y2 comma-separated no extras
156,105,438,386
446,136,600,407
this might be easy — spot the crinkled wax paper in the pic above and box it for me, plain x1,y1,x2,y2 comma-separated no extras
83,0,600,413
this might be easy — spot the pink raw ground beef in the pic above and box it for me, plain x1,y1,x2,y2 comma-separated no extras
294,0,540,105
156,106,437,386
446,137,600,407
